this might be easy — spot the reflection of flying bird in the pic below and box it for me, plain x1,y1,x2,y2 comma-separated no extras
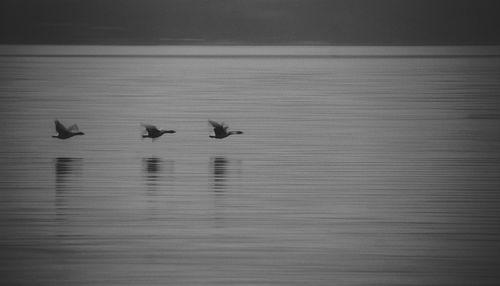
143,157,162,173
52,120,84,139
208,120,243,139
141,123,176,140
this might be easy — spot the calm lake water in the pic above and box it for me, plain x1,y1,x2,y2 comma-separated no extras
1,45,500,285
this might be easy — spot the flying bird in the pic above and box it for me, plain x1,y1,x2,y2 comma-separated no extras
208,120,243,139
52,120,85,139
142,123,176,140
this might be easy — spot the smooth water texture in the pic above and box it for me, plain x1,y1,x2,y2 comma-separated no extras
1,46,500,285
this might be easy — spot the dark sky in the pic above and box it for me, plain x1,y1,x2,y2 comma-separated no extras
1,0,499,45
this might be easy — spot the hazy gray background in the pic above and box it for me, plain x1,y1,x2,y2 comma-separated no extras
1,0,500,45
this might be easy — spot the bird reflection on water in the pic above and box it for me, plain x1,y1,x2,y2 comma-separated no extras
55,157,83,189
143,157,162,185
209,157,243,227
142,157,175,192
211,156,228,192
54,157,83,219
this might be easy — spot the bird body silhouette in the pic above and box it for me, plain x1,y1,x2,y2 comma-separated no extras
208,120,243,139
52,120,84,139
142,124,176,140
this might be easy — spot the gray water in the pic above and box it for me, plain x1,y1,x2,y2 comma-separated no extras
1,46,500,285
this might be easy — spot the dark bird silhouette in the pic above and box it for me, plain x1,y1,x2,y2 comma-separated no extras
142,123,176,140
208,120,243,139
52,120,84,139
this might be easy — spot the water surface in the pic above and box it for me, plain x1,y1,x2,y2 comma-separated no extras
1,46,500,285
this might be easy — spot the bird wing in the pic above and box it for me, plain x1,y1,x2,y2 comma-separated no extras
55,120,69,134
67,124,80,132
142,123,160,135
208,120,227,136
208,120,223,129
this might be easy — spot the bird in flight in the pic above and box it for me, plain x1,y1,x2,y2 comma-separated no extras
142,123,176,140
52,120,85,139
208,120,243,139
